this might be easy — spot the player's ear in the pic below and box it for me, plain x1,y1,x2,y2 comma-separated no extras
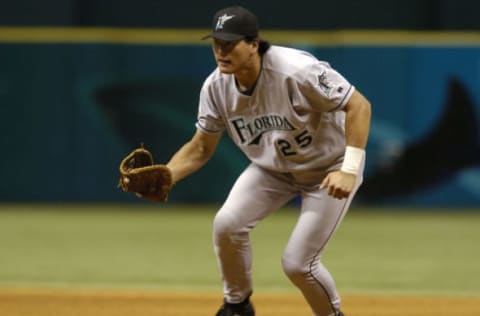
250,38,259,53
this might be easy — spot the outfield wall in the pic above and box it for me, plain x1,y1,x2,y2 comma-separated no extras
1,29,479,205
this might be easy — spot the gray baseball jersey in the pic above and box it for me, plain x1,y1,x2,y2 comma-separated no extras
196,45,355,173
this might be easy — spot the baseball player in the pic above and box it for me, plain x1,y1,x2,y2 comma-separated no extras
165,5,371,316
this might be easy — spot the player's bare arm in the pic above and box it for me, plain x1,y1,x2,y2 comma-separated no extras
343,90,372,149
166,129,221,183
321,90,371,199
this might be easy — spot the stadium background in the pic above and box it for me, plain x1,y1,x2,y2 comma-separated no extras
1,0,480,205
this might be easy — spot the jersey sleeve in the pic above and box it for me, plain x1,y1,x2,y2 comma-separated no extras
296,61,355,112
195,84,225,134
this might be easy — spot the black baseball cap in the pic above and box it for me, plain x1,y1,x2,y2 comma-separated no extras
202,6,259,41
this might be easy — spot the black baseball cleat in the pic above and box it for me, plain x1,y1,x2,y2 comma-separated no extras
215,296,255,316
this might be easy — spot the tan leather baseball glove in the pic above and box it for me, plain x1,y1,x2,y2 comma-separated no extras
118,144,173,202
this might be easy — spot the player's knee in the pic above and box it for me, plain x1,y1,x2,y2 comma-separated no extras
213,209,252,249
281,255,308,283
213,209,240,239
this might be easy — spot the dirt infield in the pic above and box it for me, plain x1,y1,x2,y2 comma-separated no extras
0,289,479,316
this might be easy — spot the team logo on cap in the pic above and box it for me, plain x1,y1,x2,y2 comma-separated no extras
215,14,235,30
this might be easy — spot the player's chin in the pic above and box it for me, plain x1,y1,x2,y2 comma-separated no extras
218,67,234,74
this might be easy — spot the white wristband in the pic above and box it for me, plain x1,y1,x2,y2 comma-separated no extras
340,146,365,175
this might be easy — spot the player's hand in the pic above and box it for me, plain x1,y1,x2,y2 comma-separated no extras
320,170,357,199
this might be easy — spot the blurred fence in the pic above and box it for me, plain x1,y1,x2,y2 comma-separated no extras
0,0,479,30
0,28,479,205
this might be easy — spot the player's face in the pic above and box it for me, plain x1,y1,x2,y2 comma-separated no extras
212,38,258,74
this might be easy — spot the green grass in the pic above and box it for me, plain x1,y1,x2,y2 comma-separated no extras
323,209,480,295
0,204,479,296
